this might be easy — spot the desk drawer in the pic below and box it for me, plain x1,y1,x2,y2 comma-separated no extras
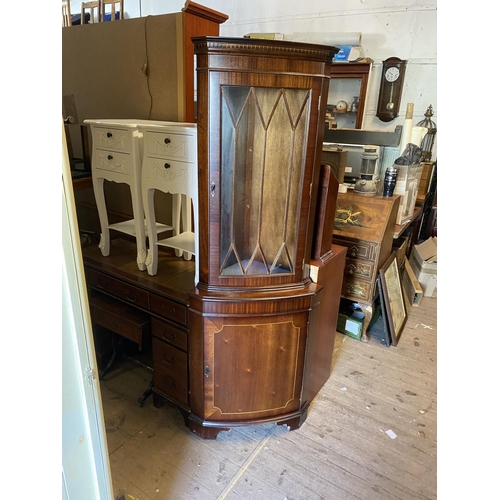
94,150,131,176
92,126,130,152
344,258,375,280
90,295,149,349
332,237,377,261
150,293,187,326
145,131,195,161
153,338,188,405
341,275,374,302
86,268,150,310
151,317,187,352
144,156,195,195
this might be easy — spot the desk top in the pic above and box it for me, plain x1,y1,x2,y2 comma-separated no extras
82,238,196,304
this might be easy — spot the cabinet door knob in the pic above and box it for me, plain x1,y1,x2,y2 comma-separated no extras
107,155,113,161
164,137,171,145
204,366,210,377
106,132,112,138
164,163,170,169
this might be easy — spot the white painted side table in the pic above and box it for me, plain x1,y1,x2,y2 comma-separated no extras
138,122,198,284
84,119,172,271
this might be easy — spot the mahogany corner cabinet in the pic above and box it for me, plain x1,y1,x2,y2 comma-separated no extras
187,36,339,439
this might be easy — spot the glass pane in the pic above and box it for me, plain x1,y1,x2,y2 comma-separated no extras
220,85,311,277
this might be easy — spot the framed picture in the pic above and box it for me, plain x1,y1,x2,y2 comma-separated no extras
379,251,407,346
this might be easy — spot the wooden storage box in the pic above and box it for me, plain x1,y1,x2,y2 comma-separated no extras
417,161,435,204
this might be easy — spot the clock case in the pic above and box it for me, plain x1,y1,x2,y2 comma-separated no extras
376,57,407,122
188,36,338,438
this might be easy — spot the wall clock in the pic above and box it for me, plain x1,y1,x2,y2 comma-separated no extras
376,57,407,122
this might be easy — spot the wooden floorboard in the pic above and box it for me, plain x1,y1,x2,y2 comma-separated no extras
99,296,437,500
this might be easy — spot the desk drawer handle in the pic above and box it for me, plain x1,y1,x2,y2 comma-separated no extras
163,375,176,388
164,163,170,169
125,289,139,303
160,303,176,314
164,137,171,145
107,132,113,138
161,329,176,343
96,278,108,289
107,154,113,161
349,246,358,257
162,353,176,365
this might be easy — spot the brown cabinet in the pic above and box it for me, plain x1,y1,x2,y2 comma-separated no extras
188,37,338,438
332,192,400,341
327,61,373,129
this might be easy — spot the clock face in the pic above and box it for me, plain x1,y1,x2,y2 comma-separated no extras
385,67,400,83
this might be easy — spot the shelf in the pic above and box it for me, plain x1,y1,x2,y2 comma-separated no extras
323,125,403,147
109,220,173,237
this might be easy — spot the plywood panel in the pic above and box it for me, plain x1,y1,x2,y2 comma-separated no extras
62,15,182,123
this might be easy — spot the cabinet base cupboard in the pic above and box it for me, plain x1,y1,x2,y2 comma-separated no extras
187,37,339,438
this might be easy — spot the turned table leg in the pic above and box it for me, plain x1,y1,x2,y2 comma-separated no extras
358,302,373,343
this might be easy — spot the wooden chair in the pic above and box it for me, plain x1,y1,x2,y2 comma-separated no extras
81,1,100,24
100,0,123,21
62,1,71,27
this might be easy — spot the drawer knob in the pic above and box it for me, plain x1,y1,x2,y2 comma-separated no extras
107,132,112,138
125,289,139,303
164,163,170,169
96,278,108,289
161,330,176,343
107,154,113,161
164,137,171,145
163,375,176,388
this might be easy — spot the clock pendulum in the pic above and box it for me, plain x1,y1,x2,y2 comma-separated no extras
386,83,394,110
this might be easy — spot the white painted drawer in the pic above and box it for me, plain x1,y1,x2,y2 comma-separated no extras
145,156,195,194
92,126,131,152
94,150,131,175
145,131,195,161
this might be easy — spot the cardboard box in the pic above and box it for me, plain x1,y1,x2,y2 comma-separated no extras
410,237,437,298
393,163,424,225
337,310,364,340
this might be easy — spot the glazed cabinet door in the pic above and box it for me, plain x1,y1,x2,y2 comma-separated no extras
205,73,326,290
195,312,309,422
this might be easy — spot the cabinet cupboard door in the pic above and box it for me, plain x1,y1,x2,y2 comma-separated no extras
200,313,309,421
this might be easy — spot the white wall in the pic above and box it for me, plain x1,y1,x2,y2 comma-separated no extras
70,0,437,142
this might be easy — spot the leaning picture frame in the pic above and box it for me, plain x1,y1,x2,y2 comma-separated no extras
379,251,407,346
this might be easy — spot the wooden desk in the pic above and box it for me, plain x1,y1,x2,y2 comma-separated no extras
83,239,195,412
71,174,93,191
